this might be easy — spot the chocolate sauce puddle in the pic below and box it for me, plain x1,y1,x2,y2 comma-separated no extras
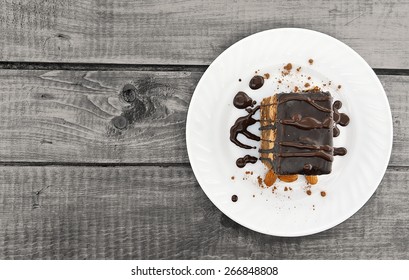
236,155,258,168
233,91,255,109
229,106,260,149
334,147,347,156
249,75,264,90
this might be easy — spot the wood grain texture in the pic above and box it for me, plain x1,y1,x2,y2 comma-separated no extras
0,0,408,68
0,70,407,166
0,165,407,259
0,70,201,163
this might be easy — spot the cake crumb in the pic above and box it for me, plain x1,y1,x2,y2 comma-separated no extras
308,58,314,65
231,176,235,180
284,63,292,71
304,82,310,88
294,86,299,92
282,63,293,76
338,85,342,89
284,187,288,191
321,191,326,197
257,176,264,188
263,73,270,79
306,190,312,196
307,76,311,80
296,66,301,72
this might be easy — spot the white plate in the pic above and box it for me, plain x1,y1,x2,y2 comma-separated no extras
186,28,393,236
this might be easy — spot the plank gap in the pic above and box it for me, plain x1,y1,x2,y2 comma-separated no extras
0,61,409,76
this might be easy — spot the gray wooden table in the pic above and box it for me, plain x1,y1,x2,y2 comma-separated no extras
0,0,408,259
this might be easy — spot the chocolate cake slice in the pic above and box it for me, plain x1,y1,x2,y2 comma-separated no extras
260,92,334,175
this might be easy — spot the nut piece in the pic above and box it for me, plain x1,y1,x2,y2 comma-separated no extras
264,170,277,187
305,175,318,185
278,175,298,183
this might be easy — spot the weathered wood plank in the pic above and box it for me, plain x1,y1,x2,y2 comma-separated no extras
0,71,407,166
0,165,407,259
0,0,408,68
0,70,201,163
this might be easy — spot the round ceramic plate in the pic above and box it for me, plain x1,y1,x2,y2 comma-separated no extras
186,28,393,236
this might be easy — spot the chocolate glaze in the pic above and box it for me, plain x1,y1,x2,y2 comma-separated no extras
333,101,350,137
278,94,332,113
236,155,258,168
233,91,255,109
229,106,260,149
270,92,335,175
249,75,264,90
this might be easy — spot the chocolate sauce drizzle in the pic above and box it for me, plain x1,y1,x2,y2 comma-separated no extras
229,105,260,149
280,114,332,130
236,155,258,168
332,101,350,137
